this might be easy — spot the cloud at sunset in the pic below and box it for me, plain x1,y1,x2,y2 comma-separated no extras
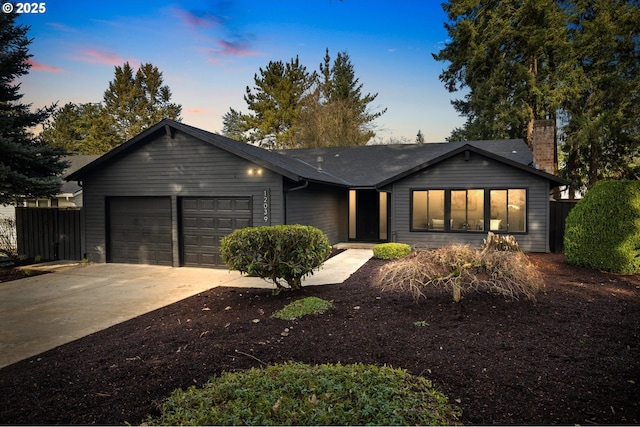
216,39,260,57
186,108,210,114
74,49,137,66
26,60,63,73
173,8,221,29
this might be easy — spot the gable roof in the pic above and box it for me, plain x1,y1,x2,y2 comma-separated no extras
66,119,348,186
66,119,569,188
280,139,569,187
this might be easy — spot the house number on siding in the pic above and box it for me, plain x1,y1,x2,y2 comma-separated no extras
263,189,271,224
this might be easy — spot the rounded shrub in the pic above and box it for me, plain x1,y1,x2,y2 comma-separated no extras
147,362,461,426
220,224,331,290
372,242,411,260
564,180,640,274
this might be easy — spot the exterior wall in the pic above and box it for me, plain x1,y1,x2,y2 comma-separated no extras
81,129,285,264
390,151,552,252
285,181,348,244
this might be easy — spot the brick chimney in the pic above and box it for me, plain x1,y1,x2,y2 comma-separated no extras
532,120,558,175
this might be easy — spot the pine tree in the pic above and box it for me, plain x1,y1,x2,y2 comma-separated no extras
296,49,386,147
242,56,313,149
103,62,182,143
0,13,67,205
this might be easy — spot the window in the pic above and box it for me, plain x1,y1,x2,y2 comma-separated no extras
451,189,484,231
490,189,526,232
411,188,527,233
412,190,445,230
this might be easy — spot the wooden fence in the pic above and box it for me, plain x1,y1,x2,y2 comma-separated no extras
549,200,579,253
16,207,84,260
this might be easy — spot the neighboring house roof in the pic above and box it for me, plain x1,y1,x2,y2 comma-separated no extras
66,119,570,188
60,155,101,195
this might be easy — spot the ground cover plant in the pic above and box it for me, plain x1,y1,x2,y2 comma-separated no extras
565,180,640,274
0,253,638,425
271,296,333,320
147,362,460,426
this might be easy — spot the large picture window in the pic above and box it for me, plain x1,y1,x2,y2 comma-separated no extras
411,188,527,233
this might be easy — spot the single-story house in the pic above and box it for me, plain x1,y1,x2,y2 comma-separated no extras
66,119,569,267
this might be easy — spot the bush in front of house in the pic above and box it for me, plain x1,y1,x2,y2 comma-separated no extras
564,180,640,274
372,242,411,260
376,237,542,303
220,224,331,291
147,362,461,426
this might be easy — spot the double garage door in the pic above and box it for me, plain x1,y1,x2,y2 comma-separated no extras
107,197,251,267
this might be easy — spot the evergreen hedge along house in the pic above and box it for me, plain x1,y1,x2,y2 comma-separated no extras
66,119,569,267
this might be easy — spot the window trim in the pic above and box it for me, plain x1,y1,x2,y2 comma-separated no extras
410,187,529,234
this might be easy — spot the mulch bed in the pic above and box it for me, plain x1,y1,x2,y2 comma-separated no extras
0,253,638,425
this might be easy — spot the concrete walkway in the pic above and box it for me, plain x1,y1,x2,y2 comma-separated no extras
0,249,372,369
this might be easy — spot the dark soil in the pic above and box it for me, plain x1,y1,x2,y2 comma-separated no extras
0,253,638,425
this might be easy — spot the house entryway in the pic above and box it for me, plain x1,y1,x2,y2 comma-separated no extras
348,189,389,242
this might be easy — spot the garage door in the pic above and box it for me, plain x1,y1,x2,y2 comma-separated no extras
107,197,173,265
181,197,252,267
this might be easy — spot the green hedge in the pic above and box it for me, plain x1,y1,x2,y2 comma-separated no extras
564,180,640,274
373,243,411,260
220,224,331,290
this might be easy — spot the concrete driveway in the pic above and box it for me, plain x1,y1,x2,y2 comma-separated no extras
0,249,372,368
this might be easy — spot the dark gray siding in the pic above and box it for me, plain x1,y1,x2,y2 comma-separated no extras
390,151,551,252
285,182,348,244
81,130,285,264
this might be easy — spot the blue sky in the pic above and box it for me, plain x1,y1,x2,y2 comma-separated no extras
16,0,465,143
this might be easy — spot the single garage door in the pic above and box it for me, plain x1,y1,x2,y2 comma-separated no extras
181,197,252,267
107,197,173,265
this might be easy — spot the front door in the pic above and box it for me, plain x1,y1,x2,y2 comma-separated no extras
356,190,380,241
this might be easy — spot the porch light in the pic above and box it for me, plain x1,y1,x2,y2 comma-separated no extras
247,167,263,176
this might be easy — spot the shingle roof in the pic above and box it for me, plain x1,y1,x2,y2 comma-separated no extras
278,140,536,187
66,119,568,187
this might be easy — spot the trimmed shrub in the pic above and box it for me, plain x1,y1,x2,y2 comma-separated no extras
220,224,331,290
147,362,461,426
372,242,411,259
564,180,640,274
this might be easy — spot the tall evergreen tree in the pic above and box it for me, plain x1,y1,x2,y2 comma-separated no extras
242,56,313,149
560,0,640,192
295,49,386,147
434,0,639,193
41,102,118,154
434,0,575,146
223,50,386,148
43,62,182,154
0,13,67,205
103,62,182,143
221,108,246,141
